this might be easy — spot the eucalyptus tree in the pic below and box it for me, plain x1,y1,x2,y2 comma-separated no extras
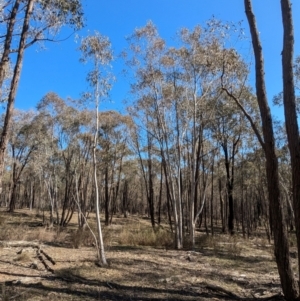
125,21,186,248
79,31,114,266
246,1,298,298
219,0,298,298
175,25,233,247
37,93,74,226
6,109,46,212
126,21,247,248
36,93,93,227
0,0,84,196
73,110,94,229
25,110,57,214
57,105,84,226
97,110,132,225
212,94,250,234
277,145,294,232
129,117,157,229
279,0,300,296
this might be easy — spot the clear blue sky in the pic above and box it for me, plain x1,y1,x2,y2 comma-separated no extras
14,0,300,118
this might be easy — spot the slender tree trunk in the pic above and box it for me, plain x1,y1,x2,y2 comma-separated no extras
241,156,246,238
158,164,163,225
0,0,21,90
147,136,155,229
222,142,234,234
210,156,214,236
165,178,173,233
104,166,109,226
244,1,298,298
122,180,128,218
280,0,300,294
219,178,225,233
0,0,35,194
94,133,107,265
93,68,107,266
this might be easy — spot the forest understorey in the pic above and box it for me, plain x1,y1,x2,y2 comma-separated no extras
0,209,297,301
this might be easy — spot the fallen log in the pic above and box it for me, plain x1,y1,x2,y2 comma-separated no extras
40,249,56,265
205,284,241,299
36,249,54,274
0,241,41,248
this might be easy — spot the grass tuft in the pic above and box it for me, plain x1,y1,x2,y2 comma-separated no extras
14,252,31,262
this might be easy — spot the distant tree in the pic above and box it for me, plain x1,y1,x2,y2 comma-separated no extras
97,111,132,225
212,97,245,235
125,20,248,249
6,109,45,212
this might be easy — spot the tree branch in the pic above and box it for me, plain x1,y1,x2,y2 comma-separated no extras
220,63,265,151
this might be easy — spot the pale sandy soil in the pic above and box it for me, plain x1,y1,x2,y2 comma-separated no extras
0,209,295,301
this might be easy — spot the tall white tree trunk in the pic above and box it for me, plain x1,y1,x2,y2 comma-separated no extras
94,78,107,266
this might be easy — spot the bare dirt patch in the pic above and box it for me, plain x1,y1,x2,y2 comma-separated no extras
0,209,293,300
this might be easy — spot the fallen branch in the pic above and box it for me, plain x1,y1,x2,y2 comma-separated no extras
36,249,54,274
40,250,55,265
0,241,41,248
251,292,284,301
205,284,241,299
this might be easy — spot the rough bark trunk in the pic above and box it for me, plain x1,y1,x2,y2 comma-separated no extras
0,0,21,89
0,0,35,194
218,178,225,233
223,143,234,234
280,0,300,293
244,0,298,298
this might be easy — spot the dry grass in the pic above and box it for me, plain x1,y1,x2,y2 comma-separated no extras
117,225,173,248
13,252,31,262
0,208,292,301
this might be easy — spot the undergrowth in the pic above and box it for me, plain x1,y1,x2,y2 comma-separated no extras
117,227,173,248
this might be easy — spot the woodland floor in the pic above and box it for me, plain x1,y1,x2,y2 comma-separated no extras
0,208,298,301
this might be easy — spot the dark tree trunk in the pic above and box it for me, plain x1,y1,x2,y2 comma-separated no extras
147,133,155,229
221,141,235,235
0,0,21,89
0,0,34,194
122,180,128,218
9,183,17,212
218,178,225,233
104,166,109,226
280,0,300,294
210,156,214,236
244,0,298,298
162,158,173,233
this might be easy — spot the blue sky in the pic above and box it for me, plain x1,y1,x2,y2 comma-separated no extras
14,0,300,118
